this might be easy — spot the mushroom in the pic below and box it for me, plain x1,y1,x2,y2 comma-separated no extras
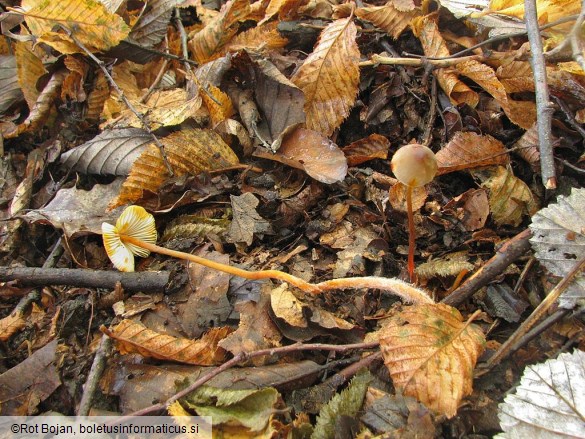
390,144,438,282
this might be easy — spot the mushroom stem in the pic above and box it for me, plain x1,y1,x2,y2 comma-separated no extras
119,235,434,303
406,185,416,283
121,235,320,294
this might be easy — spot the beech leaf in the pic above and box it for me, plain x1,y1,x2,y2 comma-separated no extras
529,188,585,309
291,16,360,136
379,303,485,418
355,1,420,39
101,319,233,366
226,193,272,246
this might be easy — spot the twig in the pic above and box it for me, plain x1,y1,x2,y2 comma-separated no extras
58,25,174,176
140,38,170,103
483,254,585,369
524,0,557,189
442,229,533,306
77,334,113,416
121,341,380,417
422,76,437,147
0,267,170,293
359,54,482,68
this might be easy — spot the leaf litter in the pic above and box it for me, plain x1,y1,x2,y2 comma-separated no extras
0,0,584,436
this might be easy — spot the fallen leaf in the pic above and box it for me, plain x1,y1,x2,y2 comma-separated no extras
0,340,61,415
276,127,348,184
436,132,510,175
0,55,24,116
291,16,360,136
389,182,427,213
473,166,539,226
415,251,475,279
14,41,47,110
498,349,585,438
342,134,390,166
355,1,421,39
102,319,233,365
226,193,272,245
17,0,130,54
529,188,585,309
379,303,485,418
0,310,26,342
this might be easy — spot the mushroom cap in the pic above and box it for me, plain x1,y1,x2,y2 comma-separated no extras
390,144,437,187
102,205,157,272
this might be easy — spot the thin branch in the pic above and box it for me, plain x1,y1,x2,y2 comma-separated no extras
77,334,113,416
524,0,557,189
0,267,171,293
121,341,380,418
359,54,482,68
442,229,533,306
483,254,585,369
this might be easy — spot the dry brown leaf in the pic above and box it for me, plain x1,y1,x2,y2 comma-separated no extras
455,60,535,129
101,319,233,365
415,251,474,279
260,0,305,22
435,131,510,175
16,0,130,54
291,16,360,136
276,127,348,184
512,123,540,171
86,72,110,123
443,188,490,231
105,88,203,130
0,310,26,342
189,0,251,64
61,55,89,103
193,75,234,127
389,182,427,213
355,1,421,39
411,16,478,107
2,69,66,139
110,127,239,209
473,165,539,226
14,41,47,110
379,303,485,418
342,134,390,166
221,22,288,55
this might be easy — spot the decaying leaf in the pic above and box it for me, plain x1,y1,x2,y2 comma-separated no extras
0,309,26,342
226,193,272,245
25,179,124,238
61,128,153,176
415,251,475,279
436,131,510,175
379,303,485,418
497,349,585,438
275,127,348,184
110,128,239,209
0,55,24,116
474,166,539,226
389,182,427,213
0,340,61,416
16,0,130,54
189,0,251,64
127,0,183,48
291,16,360,136
221,22,288,56
411,15,478,107
101,319,233,366
14,41,47,110
361,389,435,438
342,134,390,166
355,0,421,39
312,369,373,439
529,188,585,309
455,60,536,129
185,386,279,432
512,123,540,171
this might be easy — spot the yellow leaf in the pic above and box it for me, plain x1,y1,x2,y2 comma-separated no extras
411,15,478,107
0,310,26,342
101,319,233,365
355,1,421,39
221,21,288,56
379,304,485,418
189,0,251,64
486,0,579,31
193,75,234,127
260,0,305,22
291,16,360,136
16,0,130,53
474,165,539,226
110,127,239,209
